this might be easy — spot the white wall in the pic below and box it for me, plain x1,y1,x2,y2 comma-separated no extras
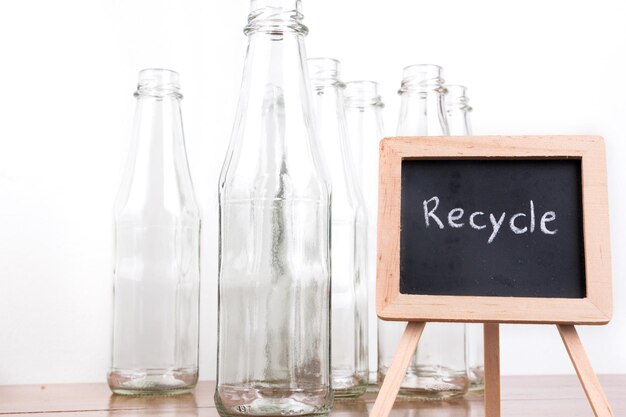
0,0,624,385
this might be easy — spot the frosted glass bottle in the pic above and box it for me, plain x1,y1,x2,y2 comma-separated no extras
378,64,469,399
309,58,368,399
215,1,332,416
446,84,484,392
343,81,385,388
109,69,200,396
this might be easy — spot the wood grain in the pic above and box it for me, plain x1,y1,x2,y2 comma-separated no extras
483,323,501,417
558,325,614,417
377,135,612,324
1,376,626,416
370,321,425,417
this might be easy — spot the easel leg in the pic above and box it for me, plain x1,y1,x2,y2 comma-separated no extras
557,325,613,417
370,321,426,417
484,323,501,417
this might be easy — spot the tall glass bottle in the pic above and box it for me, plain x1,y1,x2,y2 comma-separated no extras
445,85,483,392
308,58,368,399
343,81,385,388
378,64,469,399
109,68,201,396
215,1,332,416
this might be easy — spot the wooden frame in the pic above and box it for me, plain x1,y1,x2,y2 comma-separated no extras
376,135,612,324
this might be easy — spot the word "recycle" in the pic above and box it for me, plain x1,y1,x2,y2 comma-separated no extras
423,196,558,244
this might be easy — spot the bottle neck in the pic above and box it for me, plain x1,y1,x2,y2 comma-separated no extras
311,81,361,208
116,82,195,218
396,90,449,136
131,94,184,149
447,104,473,136
131,68,185,152
344,97,385,182
120,94,187,203
220,3,327,200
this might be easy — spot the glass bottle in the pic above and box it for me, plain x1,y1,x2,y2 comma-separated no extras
109,68,201,396
445,84,484,392
309,58,368,399
378,64,469,399
215,1,332,416
343,81,385,389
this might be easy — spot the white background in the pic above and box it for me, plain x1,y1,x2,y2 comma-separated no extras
0,0,625,385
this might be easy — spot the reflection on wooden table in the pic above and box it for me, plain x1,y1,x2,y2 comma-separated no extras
0,376,624,417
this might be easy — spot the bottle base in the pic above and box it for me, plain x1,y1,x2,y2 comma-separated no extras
396,387,466,400
365,383,380,394
468,382,485,393
378,368,468,400
108,368,198,396
215,383,332,417
331,373,367,399
468,366,485,393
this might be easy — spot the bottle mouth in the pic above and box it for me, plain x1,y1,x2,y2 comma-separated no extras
135,68,182,98
244,0,308,35
344,81,384,108
308,58,345,89
398,64,447,94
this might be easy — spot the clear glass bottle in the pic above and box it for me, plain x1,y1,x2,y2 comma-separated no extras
215,1,332,416
445,84,484,392
378,64,469,399
309,58,368,399
343,81,385,389
109,68,201,396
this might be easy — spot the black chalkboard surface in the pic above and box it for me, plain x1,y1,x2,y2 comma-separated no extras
400,159,586,298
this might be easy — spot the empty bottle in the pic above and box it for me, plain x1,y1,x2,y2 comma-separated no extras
343,80,385,389
109,68,201,395
446,84,484,392
378,64,469,399
215,0,332,415
309,58,368,398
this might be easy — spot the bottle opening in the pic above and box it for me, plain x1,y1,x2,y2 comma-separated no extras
135,68,182,98
344,81,384,108
399,64,447,95
308,58,345,89
245,0,307,35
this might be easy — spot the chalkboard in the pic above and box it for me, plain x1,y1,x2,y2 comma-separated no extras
400,159,586,298
376,136,611,324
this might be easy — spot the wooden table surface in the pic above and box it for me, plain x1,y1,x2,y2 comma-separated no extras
0,376,624,417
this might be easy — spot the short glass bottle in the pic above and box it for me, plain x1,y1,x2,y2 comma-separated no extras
309,58,368,399
215,1,332,416
378,64,469,399
343,81,385,389
109,69,201,396
446,85,484,392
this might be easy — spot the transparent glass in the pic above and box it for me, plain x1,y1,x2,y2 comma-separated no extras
343,81,385,389
215,1,332,416
445,84,484,392
378,64,469,399
309,58,368,399
446,85,473,136
108,69,201,396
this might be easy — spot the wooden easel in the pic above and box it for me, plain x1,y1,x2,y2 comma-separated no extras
371,322,614,417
